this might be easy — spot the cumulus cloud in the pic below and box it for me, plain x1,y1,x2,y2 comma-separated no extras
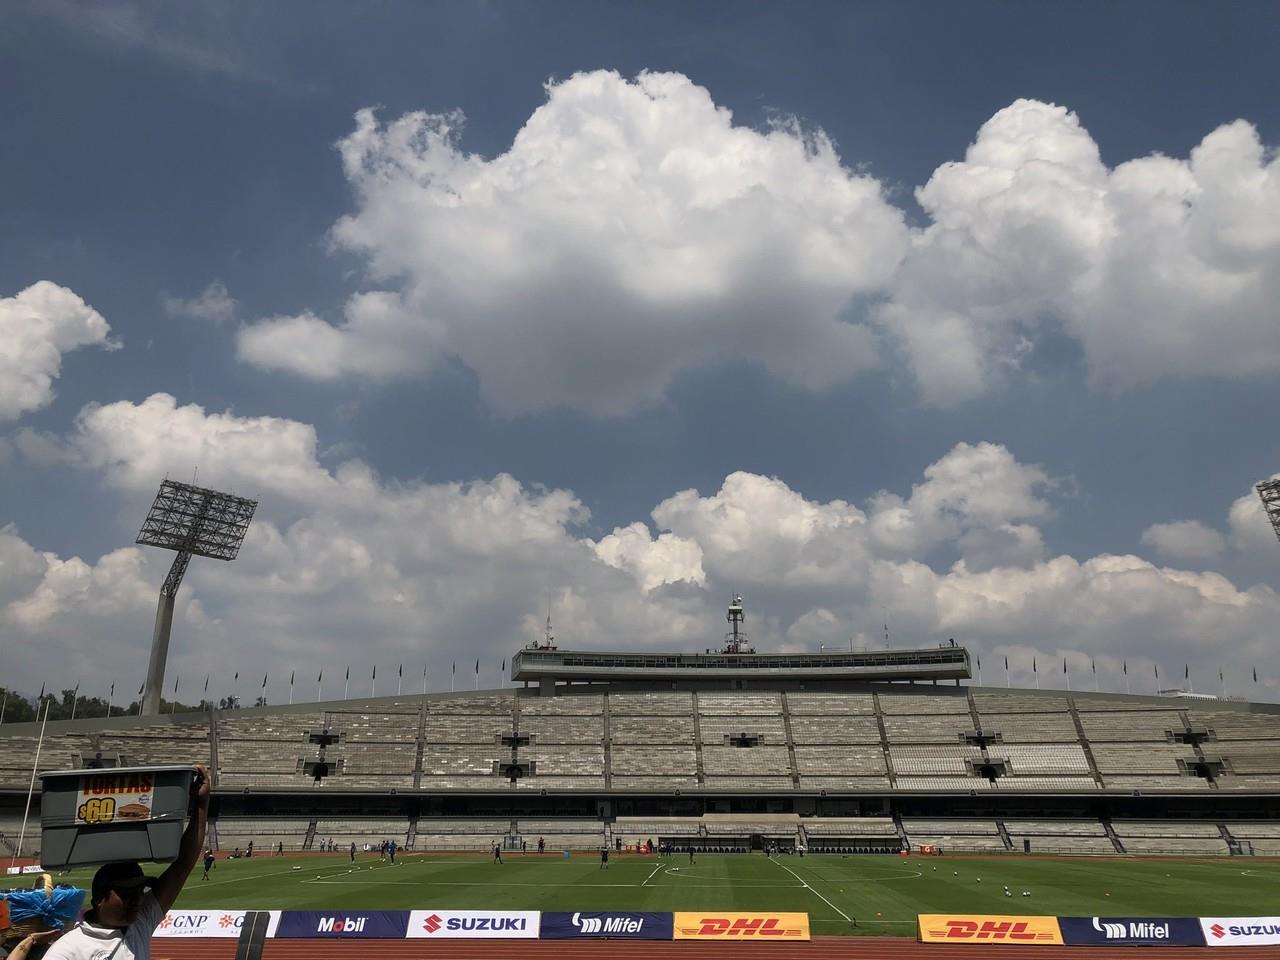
1141,520,1226,561
879,100,1280,404
239,70,908,416
4,400,1275,701
232,81,1278,415
0,282,115,422
161,280,237,325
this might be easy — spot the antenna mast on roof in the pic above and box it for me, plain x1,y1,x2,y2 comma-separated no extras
722,593,753,654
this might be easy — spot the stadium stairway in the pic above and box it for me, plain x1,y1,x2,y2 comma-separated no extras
996,819,1014,850
1067,697,1107,787
1102,818,1125,853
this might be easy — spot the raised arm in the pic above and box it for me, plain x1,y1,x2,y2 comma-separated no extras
152,764,210,912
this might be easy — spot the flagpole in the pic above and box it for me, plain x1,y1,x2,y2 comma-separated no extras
106,683,114,720
1064,658,1070,692
289,671,295,705
12,698,49,868
1093,660,1098,693
0,692,6,725
422,666,427,695
372,666,376,699
976,656,982,686
317,672,323,703
1005,656,1010,688
70,683,81,720
451,662,455,693
1124,660,1130,695
344,667,349,701
397,665,402,697
171,675,179,715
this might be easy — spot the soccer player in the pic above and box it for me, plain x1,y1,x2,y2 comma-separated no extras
493,842,503,864
349,842,356,863
388,839,397,864
600,846,609,870
201,849,215,880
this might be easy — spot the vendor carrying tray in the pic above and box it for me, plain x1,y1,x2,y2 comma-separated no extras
38,766,195,868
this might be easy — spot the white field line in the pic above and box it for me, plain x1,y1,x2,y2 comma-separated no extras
197,866,314,888
770,858,854,924
302,879,651,888
641,863,664,886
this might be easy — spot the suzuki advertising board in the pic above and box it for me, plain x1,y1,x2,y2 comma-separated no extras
674,912,810,940
1200,918,1280,947
407,910,540,939
273,911,410,939
919,915,1063,944
1059,917,1205,947
541,912,672,939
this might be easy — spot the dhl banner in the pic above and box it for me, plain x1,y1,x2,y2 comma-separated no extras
919,915,1063,945
674,912,809,941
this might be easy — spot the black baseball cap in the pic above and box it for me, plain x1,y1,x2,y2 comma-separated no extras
91,862,156,904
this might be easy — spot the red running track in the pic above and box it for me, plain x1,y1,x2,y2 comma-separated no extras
146,940,1280,960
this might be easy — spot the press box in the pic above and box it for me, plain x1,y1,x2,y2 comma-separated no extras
38,765,196,867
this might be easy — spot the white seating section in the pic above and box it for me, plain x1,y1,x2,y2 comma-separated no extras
1,688,1276,832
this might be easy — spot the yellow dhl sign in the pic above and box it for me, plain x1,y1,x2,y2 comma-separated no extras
674,912,810,940
919,915,1063,944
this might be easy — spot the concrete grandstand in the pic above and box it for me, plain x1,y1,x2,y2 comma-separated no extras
3,631,1279,861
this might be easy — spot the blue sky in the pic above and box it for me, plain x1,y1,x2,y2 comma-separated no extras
2,1,1278,704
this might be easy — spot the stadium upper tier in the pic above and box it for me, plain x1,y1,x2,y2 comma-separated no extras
510,645,970,686
2,682,1278,796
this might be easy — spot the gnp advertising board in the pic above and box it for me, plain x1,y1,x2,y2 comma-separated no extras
407,910,540,939
154,911,249,938
540,912,673,939
1199,917,1280,947
1058,916,1205,947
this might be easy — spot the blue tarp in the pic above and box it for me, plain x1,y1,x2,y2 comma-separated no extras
0,888,85,931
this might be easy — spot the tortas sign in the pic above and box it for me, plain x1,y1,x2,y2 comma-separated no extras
75,772,155,825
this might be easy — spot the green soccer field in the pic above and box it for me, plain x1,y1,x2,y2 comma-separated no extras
52,853,1280,937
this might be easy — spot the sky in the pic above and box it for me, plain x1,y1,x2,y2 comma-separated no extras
2,0,1279,707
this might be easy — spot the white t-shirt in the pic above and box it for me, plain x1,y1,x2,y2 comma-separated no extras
44,893,164,960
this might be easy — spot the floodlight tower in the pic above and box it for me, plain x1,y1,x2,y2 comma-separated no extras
136,480,257,716
1258,478,1280,546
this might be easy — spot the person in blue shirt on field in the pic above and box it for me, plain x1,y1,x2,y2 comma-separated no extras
388,839,397,864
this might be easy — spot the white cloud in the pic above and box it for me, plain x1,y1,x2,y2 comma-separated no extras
0,282,115,422
879,100,1280,404
592,522,705,592
1140,520,1226,560
233,85,1279,414
4,401,1276,702
239,70,908,416
161,280,237,325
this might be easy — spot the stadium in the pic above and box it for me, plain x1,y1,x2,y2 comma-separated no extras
4,592,1280,957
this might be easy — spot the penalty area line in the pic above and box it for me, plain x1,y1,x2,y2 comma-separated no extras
771,858,854,924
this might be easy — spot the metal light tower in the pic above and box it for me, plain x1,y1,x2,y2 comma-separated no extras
136,480,257,715
1258,478,1280,546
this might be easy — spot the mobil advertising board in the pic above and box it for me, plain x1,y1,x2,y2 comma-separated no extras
541,912,673,939
407,910,540,939
1200,917,1280,947
274,911,410,939
1059,917,1205,947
